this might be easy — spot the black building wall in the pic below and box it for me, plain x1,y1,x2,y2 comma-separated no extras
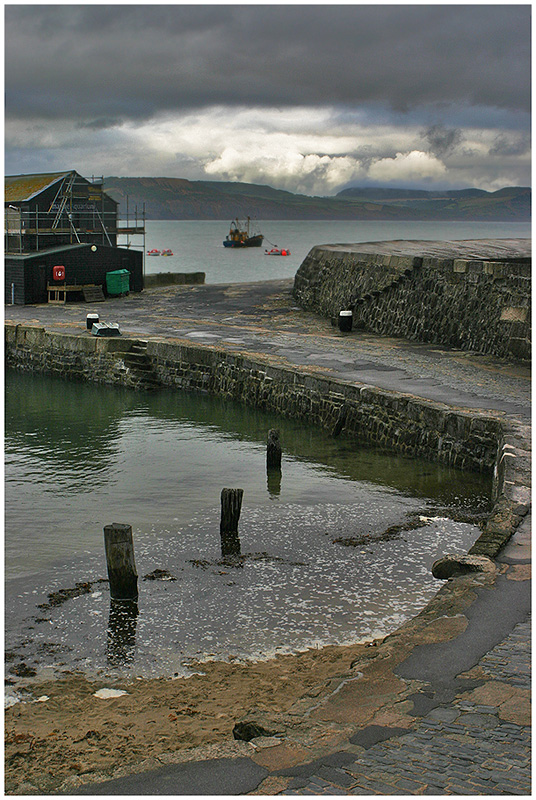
5,243,143,305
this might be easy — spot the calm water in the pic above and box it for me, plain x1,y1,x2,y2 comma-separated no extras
119,219,531,284
5,370,491,681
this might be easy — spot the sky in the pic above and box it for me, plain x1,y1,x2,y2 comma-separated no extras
4,3,531,196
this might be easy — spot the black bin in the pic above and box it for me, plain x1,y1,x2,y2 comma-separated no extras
338,310,353,332
86,313,100,330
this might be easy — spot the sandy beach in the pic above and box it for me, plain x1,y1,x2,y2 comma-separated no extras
6,639,379,794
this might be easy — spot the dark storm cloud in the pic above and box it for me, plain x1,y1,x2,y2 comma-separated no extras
488,133,531,157
76,118,124,130
423,125,464,157
5,4,531,123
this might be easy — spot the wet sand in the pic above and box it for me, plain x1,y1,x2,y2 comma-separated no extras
6,640,377,794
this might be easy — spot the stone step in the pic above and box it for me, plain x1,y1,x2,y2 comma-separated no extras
129,363,154,372
124,352,149,364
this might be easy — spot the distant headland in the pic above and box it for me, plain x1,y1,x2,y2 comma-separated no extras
103,176,530,222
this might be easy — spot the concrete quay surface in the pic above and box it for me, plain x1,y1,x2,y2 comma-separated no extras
5,278,531,796
5,278,530,420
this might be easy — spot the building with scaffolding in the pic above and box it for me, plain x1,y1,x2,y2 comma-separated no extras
5,170,145,304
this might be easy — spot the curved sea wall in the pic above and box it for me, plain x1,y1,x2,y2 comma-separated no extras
5,322,530,558
293,239,531,361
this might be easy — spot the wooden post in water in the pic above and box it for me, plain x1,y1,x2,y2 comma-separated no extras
267,429,282,496
104,523,139,600
267,429,282,470
220,488,243,556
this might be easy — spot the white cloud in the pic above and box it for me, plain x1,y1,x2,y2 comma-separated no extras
204,147,364,195
125,107,370,193
5,107,530,193
368,151,447,184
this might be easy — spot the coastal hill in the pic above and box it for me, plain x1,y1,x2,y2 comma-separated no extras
103,177,530,221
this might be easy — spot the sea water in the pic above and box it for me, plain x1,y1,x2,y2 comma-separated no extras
5,370,492,680
119,219,530,285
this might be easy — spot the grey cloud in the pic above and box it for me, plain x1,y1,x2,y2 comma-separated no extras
489,133,531,157
76,118,124,130
422,125,464,157
5,5,531,123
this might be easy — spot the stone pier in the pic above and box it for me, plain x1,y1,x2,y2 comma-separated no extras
293,239,531,361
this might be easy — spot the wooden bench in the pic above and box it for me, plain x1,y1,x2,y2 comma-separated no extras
47,283,104,304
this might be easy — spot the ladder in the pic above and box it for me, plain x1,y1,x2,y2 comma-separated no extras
94,205,113,246
49,172,76,229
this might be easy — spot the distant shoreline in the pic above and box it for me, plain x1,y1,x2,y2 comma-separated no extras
105,177,531,223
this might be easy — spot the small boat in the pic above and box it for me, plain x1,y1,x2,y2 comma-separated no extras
161,249,174,256
223,217,263,248
265,247,291,256
147,248,160,256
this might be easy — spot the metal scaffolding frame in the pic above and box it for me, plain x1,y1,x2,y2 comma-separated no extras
5,173,146,273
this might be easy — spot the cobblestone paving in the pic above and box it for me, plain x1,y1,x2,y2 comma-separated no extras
477,618,531,690
281,617,531,795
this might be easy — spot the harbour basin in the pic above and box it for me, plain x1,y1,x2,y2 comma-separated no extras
5,370,492,683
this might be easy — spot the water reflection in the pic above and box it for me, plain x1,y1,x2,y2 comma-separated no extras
5,370,133,492
5,369,492,585
5,370,494,680
135,391,491,504
6,368,492,506
267,467,282,497
107,599,139,666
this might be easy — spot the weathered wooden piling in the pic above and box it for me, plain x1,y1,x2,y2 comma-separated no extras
104,523,139,600
267,429,282,470
220,488,243,556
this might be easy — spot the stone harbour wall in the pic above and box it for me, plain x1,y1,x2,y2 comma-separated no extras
143,271,205,288
294,242,531,361
5,324,141,387
5,322,530,557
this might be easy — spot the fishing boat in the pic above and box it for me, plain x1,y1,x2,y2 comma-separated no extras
147,248,160,256
265,247,290,256
161,249,174,256
223,217,263,248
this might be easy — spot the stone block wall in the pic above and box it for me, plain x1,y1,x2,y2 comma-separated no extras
294,244,531,361
5,323,138,389
143,271,205,288
145,339,503,471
